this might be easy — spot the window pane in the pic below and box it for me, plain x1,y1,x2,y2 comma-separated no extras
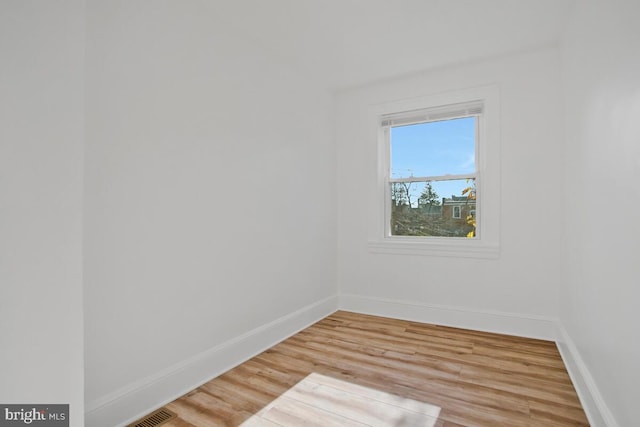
390,179,476,237
391,117,476,179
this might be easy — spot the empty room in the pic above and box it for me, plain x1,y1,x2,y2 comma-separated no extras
2,0,639,426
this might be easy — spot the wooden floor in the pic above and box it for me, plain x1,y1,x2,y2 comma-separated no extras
143,311,588,426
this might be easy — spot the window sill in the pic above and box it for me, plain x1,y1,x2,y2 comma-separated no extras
367,238,500,259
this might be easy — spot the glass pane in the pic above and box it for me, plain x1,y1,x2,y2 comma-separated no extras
391,116,476,179
390,179,476,238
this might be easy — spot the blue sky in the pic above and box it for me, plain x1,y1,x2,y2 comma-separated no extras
391,117,475,205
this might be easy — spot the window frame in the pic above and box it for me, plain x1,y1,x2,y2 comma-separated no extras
367,85,500,259
452,205,462,219
384,103,481,239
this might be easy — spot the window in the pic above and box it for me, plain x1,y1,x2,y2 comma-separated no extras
368,86,500,258
383,101,481,238
452,205,462,219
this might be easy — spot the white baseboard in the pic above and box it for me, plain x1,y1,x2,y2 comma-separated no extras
339,293,558,340
555,323,618,427
339,293,617,427
85,295,339,427
86,293,615,427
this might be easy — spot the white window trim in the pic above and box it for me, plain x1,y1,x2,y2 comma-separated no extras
367,85,500,259
452,205,462,219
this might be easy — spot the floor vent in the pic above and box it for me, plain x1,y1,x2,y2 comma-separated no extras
127,408,177,427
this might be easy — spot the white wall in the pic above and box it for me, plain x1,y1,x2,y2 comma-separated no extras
560,1,640,425
83,0,336,424
0,1,85,426
7,2,637,425
336,48,565,336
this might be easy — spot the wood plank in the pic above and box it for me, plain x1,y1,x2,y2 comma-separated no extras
130,311,588,427
164,391,251,427
528,397,590,426
164,418,197,427
260,396,370,427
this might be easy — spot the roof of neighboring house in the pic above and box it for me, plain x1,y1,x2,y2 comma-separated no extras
443,196,475,204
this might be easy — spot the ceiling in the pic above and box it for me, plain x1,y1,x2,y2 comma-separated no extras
207,0,575,91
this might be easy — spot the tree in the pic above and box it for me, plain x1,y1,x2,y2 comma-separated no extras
418,182,440,207
462,180,476,238
391,183,408,207
400,182,414,208
391,182,416,207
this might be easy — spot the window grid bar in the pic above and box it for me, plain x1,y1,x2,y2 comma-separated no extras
389,173,476,184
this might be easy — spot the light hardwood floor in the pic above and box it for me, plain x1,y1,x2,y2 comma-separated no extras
139,311,589,426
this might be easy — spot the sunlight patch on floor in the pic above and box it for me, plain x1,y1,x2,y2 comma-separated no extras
240,372,441,426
